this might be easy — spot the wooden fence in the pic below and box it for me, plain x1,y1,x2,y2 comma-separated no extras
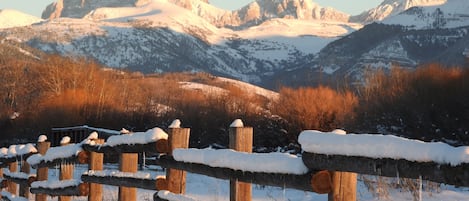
0,119,468,201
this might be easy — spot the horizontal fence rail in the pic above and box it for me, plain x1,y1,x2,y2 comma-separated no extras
153,155,331,193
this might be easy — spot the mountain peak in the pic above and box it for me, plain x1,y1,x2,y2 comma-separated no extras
41,0,349,28
41,0,152,19
351,0,446,23
382,0,469,29
0,9,43,28
245,0,349,22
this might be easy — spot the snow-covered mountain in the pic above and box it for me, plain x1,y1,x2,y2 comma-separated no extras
272,25,469,87
382,0,469,29
1,0,360,85
0,9,43,29
351,0,446,23
2,0,469,88
41,0,152,19
43,0,350,28
228,0,350,27
265,0,469,87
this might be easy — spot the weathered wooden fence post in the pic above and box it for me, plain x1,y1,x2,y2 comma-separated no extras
328,130,357,201
36,136,51,201
229,119,253,201
88,138,105,201
328,171,357,201
59,137,74,201
165,123,190,194
0,168,3,188
20,160,31,198
118,131,138,201
7,161,18,195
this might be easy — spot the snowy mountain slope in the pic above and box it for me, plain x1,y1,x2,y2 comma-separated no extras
179,81,228,96
216,77,279,100
382,0,469,29
269,0,469,87
0,9,43,29
0,36,44,60
178,76,280,101
41,0,152,19
43,0,351,28
351,0,446,23
274,22,469,87
0,0,361,85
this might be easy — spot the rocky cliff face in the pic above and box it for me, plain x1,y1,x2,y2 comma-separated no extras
218,0,350,28
41,0,151,19
42,0,350,28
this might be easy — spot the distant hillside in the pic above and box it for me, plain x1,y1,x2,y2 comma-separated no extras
0,9,43,29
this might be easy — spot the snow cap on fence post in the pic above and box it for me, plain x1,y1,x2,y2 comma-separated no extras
120,128,130,134
38,135,47,143
230,119,244,128
169,119,181,128
60,136,71,145
165,121,190,194
229,119,252,201
87,132,99,140
331,129,346,135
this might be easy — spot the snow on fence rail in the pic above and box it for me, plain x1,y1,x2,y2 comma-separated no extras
299,130,469,187
173,148,309,175
299,130,469,165
1,119,469,201
0,144,37,164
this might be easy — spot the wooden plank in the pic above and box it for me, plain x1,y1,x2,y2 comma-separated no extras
20,160,31,198
81,174,157,190
32,155,82,169
165,128,190,194
59,165,74,201
35,141,50,201
229,125,253,201
30,183,88,196
118,132,138,201
59,141,75,201
328,171,357,201
155,155,330,193
88,139,104,201
302,152,469,187
2,174,35,186
81,139,169,154
7,161,18,195
0,153,36,164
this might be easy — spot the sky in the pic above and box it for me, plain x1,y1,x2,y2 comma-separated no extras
0,0,383,18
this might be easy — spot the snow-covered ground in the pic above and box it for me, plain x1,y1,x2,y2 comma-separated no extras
9,164,467,201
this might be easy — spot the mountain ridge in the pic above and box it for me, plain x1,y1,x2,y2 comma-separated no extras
351,0,446,23
1,0,469,89
0,9,43,29
42,0,351,28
